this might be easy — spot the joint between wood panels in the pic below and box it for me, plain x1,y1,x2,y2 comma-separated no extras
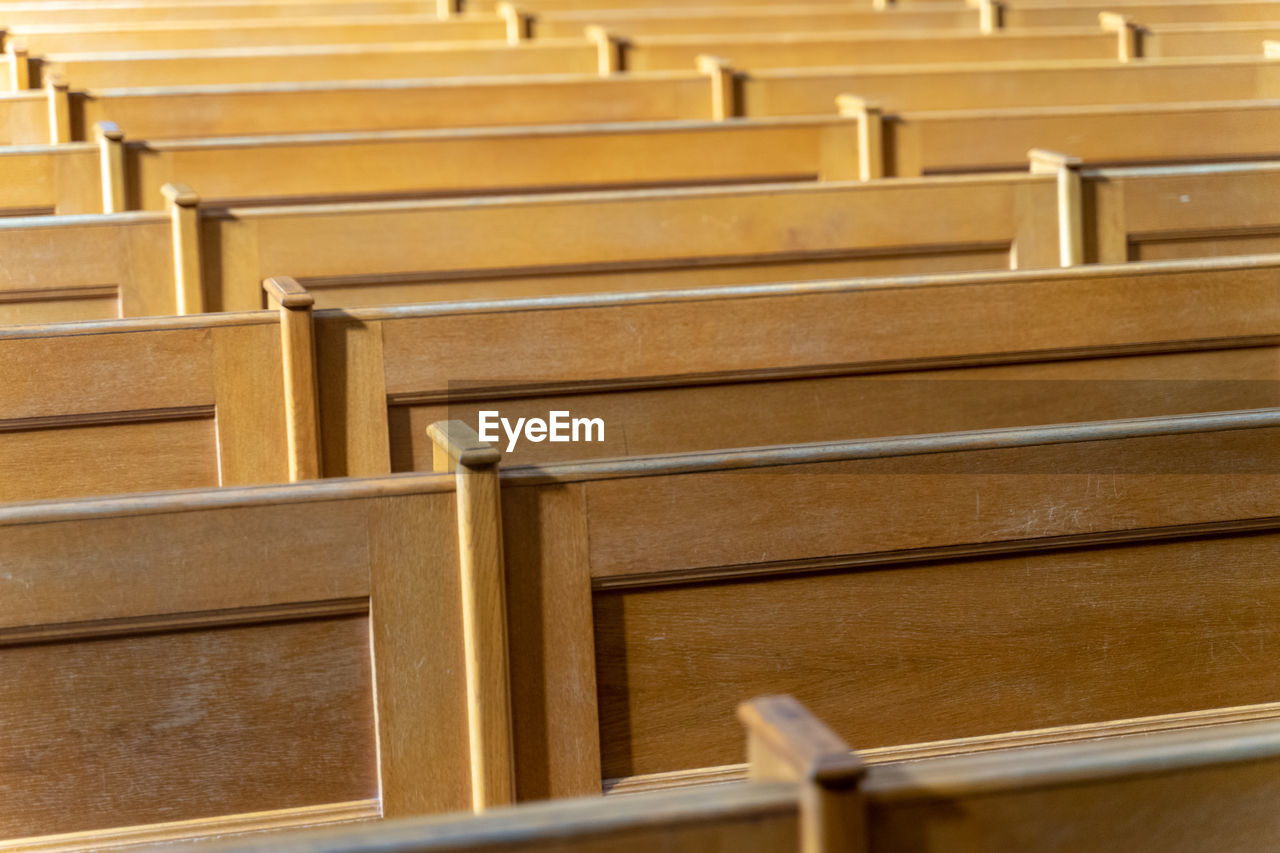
590,516,1280,591
0,596,368,647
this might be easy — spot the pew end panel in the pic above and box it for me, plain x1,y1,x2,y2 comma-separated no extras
0,475,471,847
0,312,291,502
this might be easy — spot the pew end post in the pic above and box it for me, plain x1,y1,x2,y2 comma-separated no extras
6,39,28,91
161,182,205,314
1264,40,1280,60
436,0,463,18
496,2,534,43
1099,12,1144,62
835,95,885,181
427,420,516,812
968,0,1005,34
94,121,126,213
696,55,738,121
585,26,627,76
1028,149,1084,267
44,72,69,143
739,695,867,853
264,277,322,482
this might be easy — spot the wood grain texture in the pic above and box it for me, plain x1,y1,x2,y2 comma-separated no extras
316,315,391,478
367,492,472,817
211,322,290,487
502,482,602,802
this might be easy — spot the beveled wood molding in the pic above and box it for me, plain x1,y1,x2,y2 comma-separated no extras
605,699,1280,796
0,405,214,434
0,597,369,647
504,407,1280,487
0,471,455,528
1,799,380,853
591,515,1280,591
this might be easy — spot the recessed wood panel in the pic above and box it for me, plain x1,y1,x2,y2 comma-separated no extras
0,615,377,838
0,417,220,502
595,532,1280,778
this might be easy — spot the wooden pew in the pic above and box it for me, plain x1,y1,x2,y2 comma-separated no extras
857,98,1280,176
734,56,1280,118
0,173,1062,322
0,470,484,849
1074,160,1280,263
115,116,866,210
0,0,457,26
307,255,1280,476
0,55,1268,144
4,14,512,54
32,39,606,89
611,28,1130,71
476,407,1280,796
529,1,1280,36
0,300,308,503
0,138,102,215
178,696,1280,853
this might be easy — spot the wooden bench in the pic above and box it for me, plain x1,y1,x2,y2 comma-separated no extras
304,256,1280,475
529,0,1280,36
0,0,457,26
0,298,312,502
29,39,610,89
863,98,1280,176
183,695,1280,853
0,139,102,215
4,54,1275,144
0,173,1064,323
3,15,512,54
470,408,1280,796
0,470,484,849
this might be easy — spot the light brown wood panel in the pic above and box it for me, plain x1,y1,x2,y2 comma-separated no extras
1008,0,1280,26
624,30,1121,72
535,6,979,38
0,91,51,145
125,117,857,211
316,314,391,478
327,257,1280,469
0,212,172,323
0,473,467,847
1082,162,1280,264
0,314,288,502
589,473,1280,778
0,416,219,502
889,101,1280,177
0,616,378,838
211,176,1054,312
0,1,470,26
9,15,508,52
743,57,1280,117
78,73,715,141
42,41,601,89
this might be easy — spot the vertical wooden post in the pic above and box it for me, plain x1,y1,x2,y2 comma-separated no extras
436,0,462,18
1099,12,1141,62
696,55,737,121
161,182,204,314
835,95,884,181
739,696,867,853
872,0,894,10
263,277,322,482
1029,149,1084,267
585,26,625,75
497,2,533,43
45,73,70,142
94,121,126,213
1264,39,1280,59
428,420,516,812
6,40,28,91
977,0,1004,33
